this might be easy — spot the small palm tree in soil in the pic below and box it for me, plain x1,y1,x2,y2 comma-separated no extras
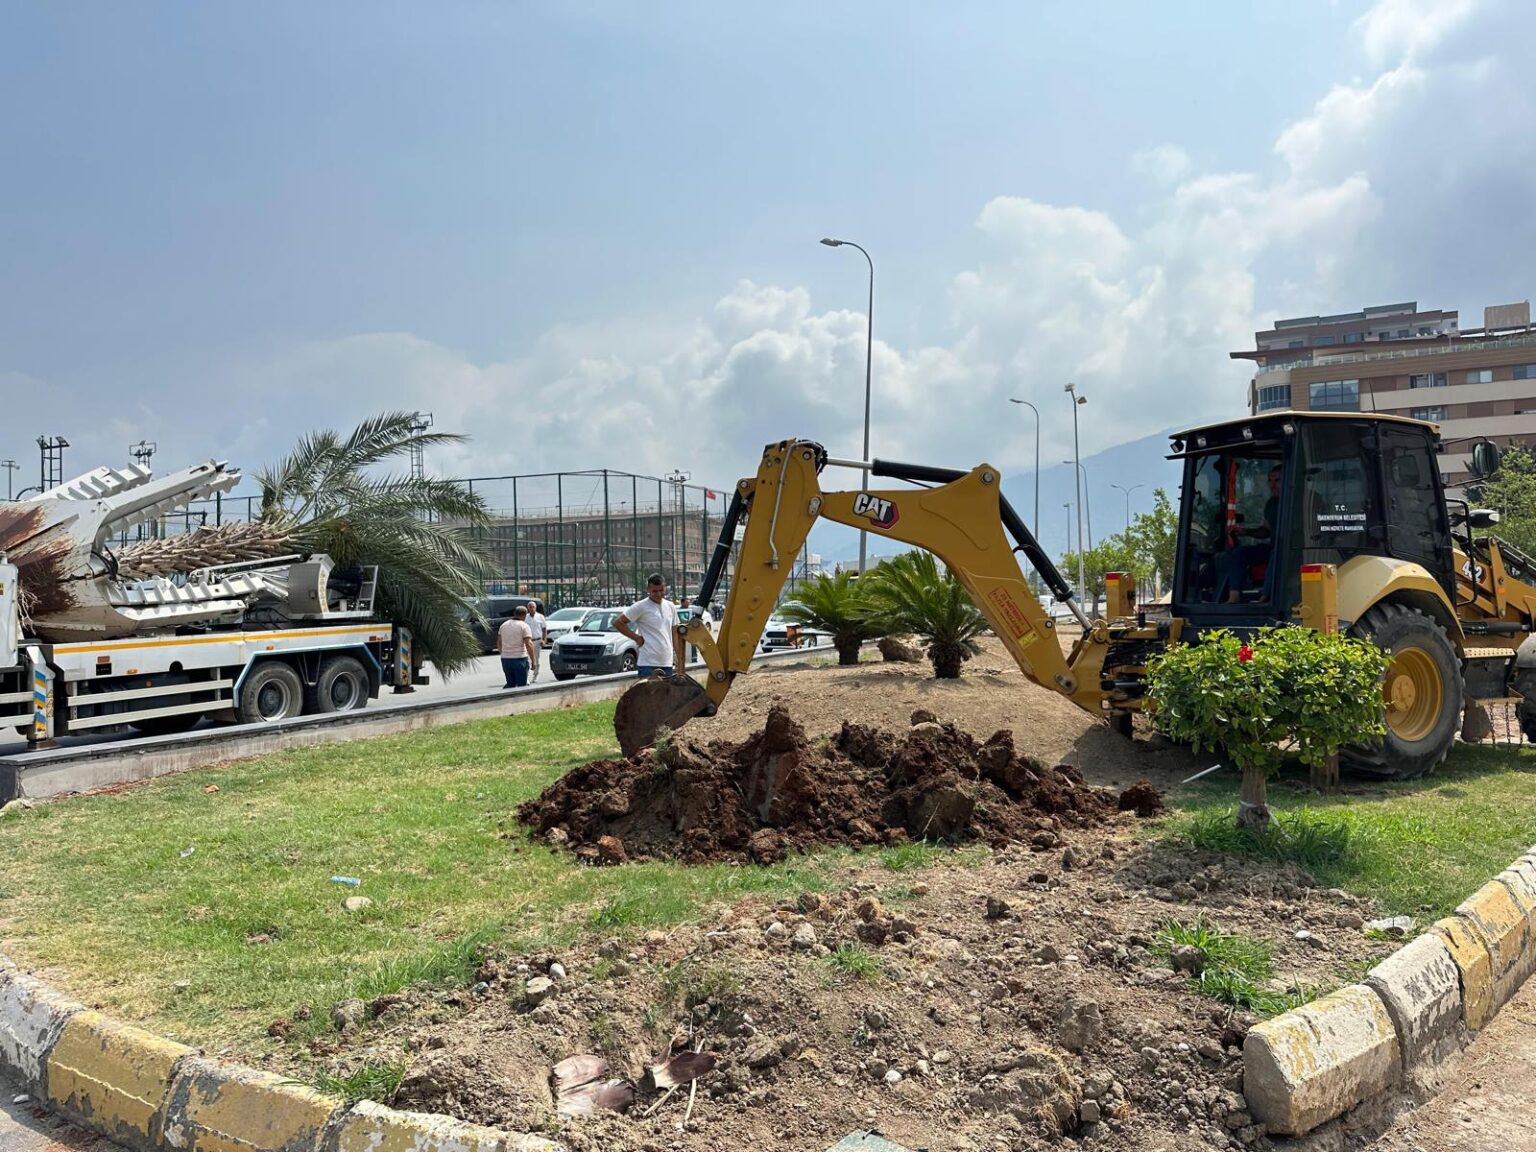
779,570,885,665
863,550,986,679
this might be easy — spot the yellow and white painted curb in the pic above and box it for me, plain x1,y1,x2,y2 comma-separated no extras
1245,843,1536,1136
0,954,565,1152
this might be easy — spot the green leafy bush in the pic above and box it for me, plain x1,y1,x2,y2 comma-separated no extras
1146,626,1388,824
780,571,885,665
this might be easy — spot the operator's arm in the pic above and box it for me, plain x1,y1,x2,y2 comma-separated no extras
614,611,644,650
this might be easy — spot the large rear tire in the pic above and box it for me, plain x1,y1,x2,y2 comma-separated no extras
308,655,369,715
1346,603,1462,779
236,661,305,724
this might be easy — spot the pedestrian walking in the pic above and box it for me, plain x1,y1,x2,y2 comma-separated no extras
525,600,546,680
616,573,681,678
497,605,536,689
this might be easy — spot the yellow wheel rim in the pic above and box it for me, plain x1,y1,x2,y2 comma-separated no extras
1384,647,1442,743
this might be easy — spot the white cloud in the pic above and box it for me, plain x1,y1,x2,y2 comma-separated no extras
16,0,1534,553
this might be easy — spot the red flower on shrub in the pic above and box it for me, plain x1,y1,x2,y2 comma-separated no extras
1237,644,1254,663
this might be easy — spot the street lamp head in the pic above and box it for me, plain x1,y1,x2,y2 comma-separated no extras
819,238,843,247
1076,396,1087,406
1064,382,1075,394
1009,398,1023,404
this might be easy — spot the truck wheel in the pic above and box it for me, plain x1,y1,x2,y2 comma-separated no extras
1346,603,1463,779
236,662,304,724
309,656,369,715
621,651,638,672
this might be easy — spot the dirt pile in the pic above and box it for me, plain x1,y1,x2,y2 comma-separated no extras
518,705,1154,865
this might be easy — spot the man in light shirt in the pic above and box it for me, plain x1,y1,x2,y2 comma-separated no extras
525,600,546,680
615,573,681,678
497,606,537,688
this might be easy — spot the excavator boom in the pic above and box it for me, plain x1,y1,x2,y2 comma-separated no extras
614,438,1123,755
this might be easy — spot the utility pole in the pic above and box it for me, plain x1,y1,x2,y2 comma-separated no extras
407,412,434,481
1064,383,1087,604
820,237,874,572
666,469,691,596
1008,398,1040,535
1,459,17,501
1111,483,1144,534
37,436,69,492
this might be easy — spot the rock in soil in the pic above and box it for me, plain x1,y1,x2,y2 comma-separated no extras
517,704,1126,863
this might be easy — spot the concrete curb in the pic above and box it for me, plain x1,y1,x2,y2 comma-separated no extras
0,954,568,1151
1244,842,1536,1137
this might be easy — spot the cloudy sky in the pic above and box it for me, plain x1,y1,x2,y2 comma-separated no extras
3,0,1533,558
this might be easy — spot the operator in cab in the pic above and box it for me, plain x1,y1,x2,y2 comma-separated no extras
1218,463,1282,602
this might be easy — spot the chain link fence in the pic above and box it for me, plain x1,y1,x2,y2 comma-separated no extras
119,469,839,612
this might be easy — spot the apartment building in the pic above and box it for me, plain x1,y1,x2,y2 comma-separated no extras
1238,300,1536,488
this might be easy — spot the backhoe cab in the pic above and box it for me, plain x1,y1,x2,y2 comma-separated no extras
615,413,1536,780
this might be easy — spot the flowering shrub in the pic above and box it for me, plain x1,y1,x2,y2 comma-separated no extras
1146,626,1389,824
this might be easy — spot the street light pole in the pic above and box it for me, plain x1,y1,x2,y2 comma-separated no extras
1065,383,1086,604
0,459,16,501
821,237,874,573
1063,461,1094,551
1063,502,1073,557
1008,398,1040,536
1111,483,1144,534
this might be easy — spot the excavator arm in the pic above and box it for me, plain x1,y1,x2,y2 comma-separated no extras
613,438,1117,755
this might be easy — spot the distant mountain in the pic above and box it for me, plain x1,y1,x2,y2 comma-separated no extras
809,427,1182,571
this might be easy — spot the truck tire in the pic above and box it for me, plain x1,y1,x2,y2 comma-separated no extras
621,650,638,672
1346,603,1462,779
308,655,369,715
236,661,305,724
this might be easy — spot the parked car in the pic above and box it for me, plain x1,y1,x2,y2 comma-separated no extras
759,614,825,651
542,605,600,647
465,595,544,654
549,609,639,679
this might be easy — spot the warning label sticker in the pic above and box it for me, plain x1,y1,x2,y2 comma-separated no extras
986,587,1038,648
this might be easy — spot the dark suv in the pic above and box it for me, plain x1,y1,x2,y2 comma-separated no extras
466,596,544,654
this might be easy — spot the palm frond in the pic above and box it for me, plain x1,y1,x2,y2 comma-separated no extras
861,551,987,677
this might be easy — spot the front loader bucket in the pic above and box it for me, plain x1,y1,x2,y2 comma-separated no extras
613,673,715,757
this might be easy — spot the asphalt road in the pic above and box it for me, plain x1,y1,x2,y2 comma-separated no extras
0,653,533,755
0,1075,116,1151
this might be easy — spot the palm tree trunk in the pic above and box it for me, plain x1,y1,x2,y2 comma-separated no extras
835,638,862,666
931,643,963,679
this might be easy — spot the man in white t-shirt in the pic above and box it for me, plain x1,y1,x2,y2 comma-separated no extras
616,573,681,677
525,600,546,679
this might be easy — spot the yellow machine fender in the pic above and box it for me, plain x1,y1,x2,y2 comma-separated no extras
1334,555,1464,653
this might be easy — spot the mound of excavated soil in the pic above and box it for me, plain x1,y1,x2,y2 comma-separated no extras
518,705,1151,865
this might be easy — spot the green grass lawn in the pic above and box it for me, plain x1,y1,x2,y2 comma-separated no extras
0,702,845,1048
1161,743,1536,919
2,701,1534,1055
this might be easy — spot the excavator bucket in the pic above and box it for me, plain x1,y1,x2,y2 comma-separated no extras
613,673,714,758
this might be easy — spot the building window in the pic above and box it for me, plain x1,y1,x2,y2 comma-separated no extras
1257,384,1290,412
1396,329,1410,338
1410,407,1447,422
1314,335,1336,346
1514,364,1536,380
1309,380,1360,412
1418,327,1434,336
1466,369,1494,384
1410,373,1447,389
1344,332,1363,344
1287,339,1306,348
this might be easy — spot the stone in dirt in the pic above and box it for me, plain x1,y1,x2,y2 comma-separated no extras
342,896,372,912
517,705,1121,864
1057,997,1103,1053
1170,944,1207,977
879,635,925,663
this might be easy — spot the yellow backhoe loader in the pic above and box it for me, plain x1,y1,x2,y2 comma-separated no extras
615,412,1536,779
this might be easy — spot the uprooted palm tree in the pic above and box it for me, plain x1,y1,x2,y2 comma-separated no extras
257,411,497,676
779,570,885,665
862,550,986,679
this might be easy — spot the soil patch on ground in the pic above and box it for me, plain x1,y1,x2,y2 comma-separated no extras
682,635,1205,791
519,705,1147,865
279,806,1401,1152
